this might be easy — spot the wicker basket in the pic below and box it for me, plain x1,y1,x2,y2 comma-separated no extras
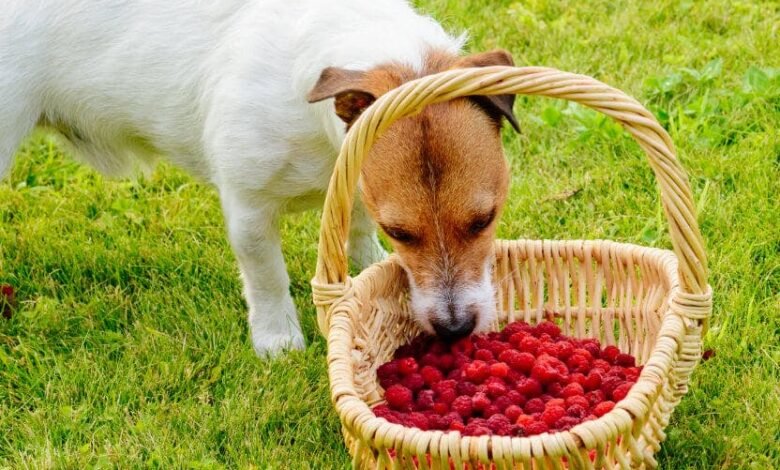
311,66,712,469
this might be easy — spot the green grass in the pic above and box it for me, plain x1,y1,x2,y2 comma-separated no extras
1,0,778,467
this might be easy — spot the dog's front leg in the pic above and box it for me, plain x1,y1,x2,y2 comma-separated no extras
221,195,304,356
347,196,388,270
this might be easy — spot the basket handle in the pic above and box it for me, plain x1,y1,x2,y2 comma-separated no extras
311,66,709,334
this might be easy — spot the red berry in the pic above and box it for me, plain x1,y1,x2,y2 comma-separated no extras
493,395,513,412
397,357,419,375
385,384,413,411
431,379,456,395
482,404,501,418
488,340,510,357
506,390,527,407
489,362,510,378
541,405,566,426
472,392,491,412
451,337,475,356
504,405,523,422
405,412,429,430
570,373,587,387
415,390,435,410
545,398,566,409
464,360,491,384
420,366,444,386
554,415,580,430
602,345,620,363
451,396,473,418
508,332,529,348
486,414,511,433
377,361,399,380
616,353,636,367
515,414,534,426
535,321,562,338
584,371,603,391
432,402,449,415
566,354,591,373
579,340,601,359
519,336,541,355
456,380,478,397
593,401,615,417
463,424,491,436
592,359,611,373
438,353,455,371
401,373,425,391
487,380,508,398
437,388,457,405
561,382,584,398
523,421,549,436
557,341,574,361
546,382,563,397
524,398,545,414
516,378,542,397
611,383,632,401
566,404,588,419
624,367,641,382
601,376,623,398
586,390,606,407
565,395,590,410
449,421,466,432
474,348,495,361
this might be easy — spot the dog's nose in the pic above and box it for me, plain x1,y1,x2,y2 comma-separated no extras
432,312,476,341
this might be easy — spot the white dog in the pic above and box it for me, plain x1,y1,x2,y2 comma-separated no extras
1,0,518,356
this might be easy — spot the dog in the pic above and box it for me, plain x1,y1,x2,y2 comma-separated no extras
0,0,518,356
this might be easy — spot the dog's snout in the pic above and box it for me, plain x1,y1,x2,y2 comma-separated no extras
432,311,476,341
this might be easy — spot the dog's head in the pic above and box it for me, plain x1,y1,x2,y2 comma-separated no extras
308,49,517,340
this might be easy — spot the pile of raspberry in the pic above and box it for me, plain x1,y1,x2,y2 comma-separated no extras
373,320,641,437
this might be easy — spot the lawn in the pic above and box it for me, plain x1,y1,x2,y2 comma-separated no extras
1,0,778,468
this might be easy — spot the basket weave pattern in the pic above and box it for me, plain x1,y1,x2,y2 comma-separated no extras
311,66,712,468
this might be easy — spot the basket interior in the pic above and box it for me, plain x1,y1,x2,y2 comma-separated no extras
348,239,678,407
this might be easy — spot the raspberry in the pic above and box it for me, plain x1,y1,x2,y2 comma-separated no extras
579,340,601,359
493,395,513,412
504,405,523,422
379,375,400,389
592,359,611,373
419,366,443,386
570,373,587,387
557,341,574,361
474,348,495,361
373,404,392,418
486,414,511,433
615,353,636,367
451,395,473,418
545,398,566,408
377,361,399,380
561,382,584,398
593,400,615,417
454,353,471,369
506,390,527,407
516,378,542,397
584,371,603,391
449,421,466,432
624,367,641,382
519,336,541,355
420,353,439,368
508,332,529,348
546,382,563,397
541,405,566,426
431,379,456,395
565,395,590,410
535,321,562,338
489,362,510,378
554,415,580,430
502,321,531,339
405,412,429,430
441,412,463,428
415,390,435,410
436,388,457,405
432,402,449,415
601,376,623,398
463,423,491,436
601,345,620,363
515,414,535,426
385,384,413,411
451,337,475,356
611,382,632,401
488,340,510,357
438,353,455,371
447,368,463,381
401,373,425,391
397,357,419,375
566,404,588,419
464,360,491,384
586,390,606,407
482,404,501,418
523,421,549,436
512,351,536,373
524,398,545,414
537,342,561,358
472,392,491,412
456,380,478,397
532,355,568,384
486,379,508,398
506,369,524,383
566,353,591,373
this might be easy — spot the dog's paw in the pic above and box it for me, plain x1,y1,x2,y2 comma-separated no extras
348,233,388,270
252,329,305,357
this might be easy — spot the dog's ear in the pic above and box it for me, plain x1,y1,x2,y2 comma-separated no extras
456,49,520,132
307,67,377,125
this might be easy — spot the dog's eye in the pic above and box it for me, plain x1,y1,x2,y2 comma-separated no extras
383,226,419,245
468,209,496,235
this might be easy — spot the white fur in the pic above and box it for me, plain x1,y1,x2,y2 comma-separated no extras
407,263,497,336
0,0,464,355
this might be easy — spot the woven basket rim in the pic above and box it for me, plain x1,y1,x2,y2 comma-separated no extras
327,238,687,456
